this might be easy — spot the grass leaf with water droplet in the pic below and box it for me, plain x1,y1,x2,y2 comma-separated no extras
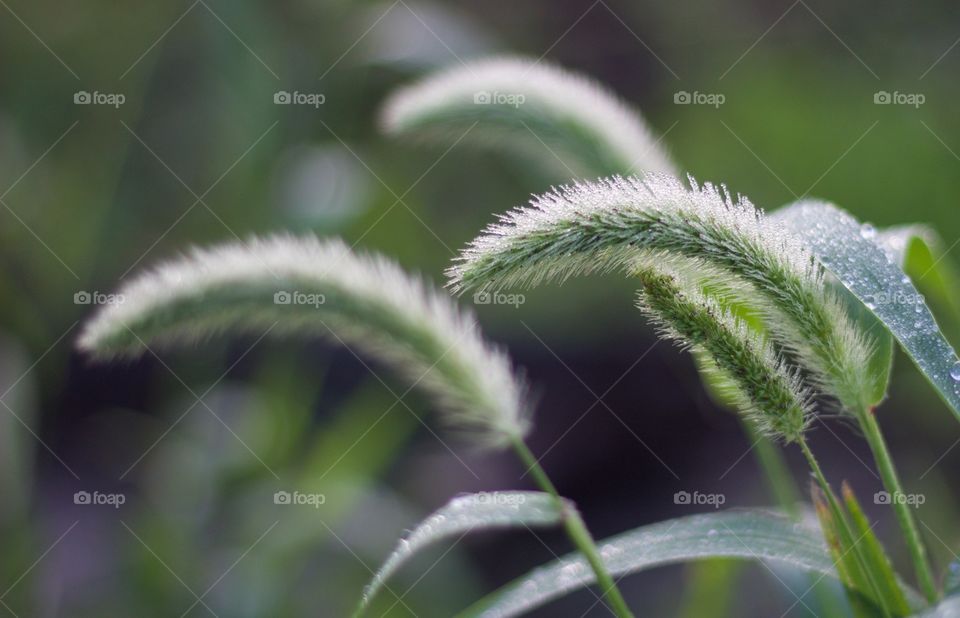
772,201,960,422
357,491,566,616
456,510,838,618
878,225,960,344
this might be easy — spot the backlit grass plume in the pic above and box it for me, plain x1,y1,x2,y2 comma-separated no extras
635,269,812,442
448,173,876,414
381,56,676,177
78,235,529,447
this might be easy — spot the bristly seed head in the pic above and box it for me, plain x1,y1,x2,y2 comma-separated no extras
78,235,530,449
635,269,812,442
381,56,677,177
448,173,875,414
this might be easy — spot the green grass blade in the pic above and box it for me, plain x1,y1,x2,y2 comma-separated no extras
457,510,837,618
879,225,960,344
842,483,913,615
357,491,565,615
812,484,885,617
772,201,960,421
677,561,743,618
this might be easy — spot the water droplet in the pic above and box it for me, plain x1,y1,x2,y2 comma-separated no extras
951,362,960,382
865,302,876,310
860,223,877,239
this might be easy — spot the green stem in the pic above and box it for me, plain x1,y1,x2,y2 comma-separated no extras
858,410,938,603
744,421,850,616
742,420,801,517
799,439,891,618
510,436,634,618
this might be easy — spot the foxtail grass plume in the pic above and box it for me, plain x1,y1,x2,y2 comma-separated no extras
448,173,875,414
381,56,676,177
78,235,529,447
635,269,811,442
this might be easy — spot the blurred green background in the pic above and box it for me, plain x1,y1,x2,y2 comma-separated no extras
0,0,958,615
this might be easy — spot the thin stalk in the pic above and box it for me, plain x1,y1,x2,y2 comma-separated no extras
742,420,801,518
858,410,938,603
799,439,891,618
743,421,850,616
510,436,634,618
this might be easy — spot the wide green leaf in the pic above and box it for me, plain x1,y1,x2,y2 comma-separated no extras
879,225,960,342
772,201,960,419
457,510,836,617
358,491,565,615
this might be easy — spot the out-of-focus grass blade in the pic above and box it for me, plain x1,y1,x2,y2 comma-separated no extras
913,595,960,617
677,560,743,618
381,57,677,178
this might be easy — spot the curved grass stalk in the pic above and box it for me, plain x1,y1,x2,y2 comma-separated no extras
509,437,634,618
633,268,901,610
80,235,634,615
382,56,677,177
448,175,942,605
79,235,529,448
448,173,876,417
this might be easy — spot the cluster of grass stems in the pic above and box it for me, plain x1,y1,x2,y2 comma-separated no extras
75,56,959,617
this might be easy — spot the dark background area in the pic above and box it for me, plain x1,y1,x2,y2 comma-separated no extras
0,0,958,615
